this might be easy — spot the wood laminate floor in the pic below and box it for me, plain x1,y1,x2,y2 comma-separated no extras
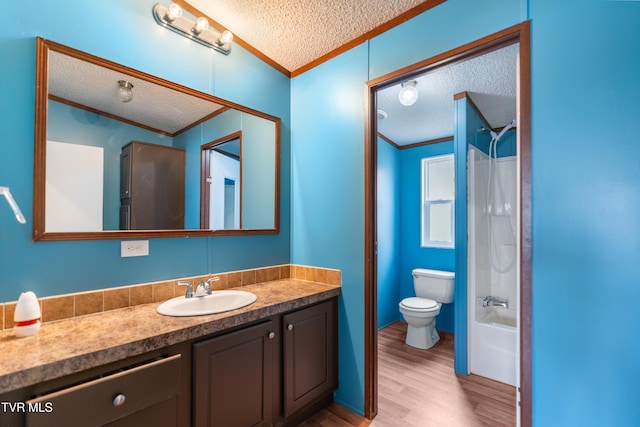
299,321,516,427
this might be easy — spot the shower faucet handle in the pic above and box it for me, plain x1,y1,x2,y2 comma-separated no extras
481,296,508,308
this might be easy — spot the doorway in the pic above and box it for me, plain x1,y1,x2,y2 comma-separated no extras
200,131,242,230
364,22,531,425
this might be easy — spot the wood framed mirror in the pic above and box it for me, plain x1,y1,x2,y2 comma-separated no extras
33,38,280,241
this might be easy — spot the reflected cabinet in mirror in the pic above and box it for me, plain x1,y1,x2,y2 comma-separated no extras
33,38,280,241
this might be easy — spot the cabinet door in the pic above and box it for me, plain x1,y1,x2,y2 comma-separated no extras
193,321,275,427
283,300,337,416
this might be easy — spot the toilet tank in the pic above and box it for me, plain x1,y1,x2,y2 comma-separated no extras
412,268,455,303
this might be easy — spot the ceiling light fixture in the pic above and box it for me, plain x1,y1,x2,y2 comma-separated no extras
398,80,419,106
153,3,233,55
117,80,134,103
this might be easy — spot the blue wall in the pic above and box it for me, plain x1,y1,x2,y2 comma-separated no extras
0,0,291,302
376,137,400,329
291,43,369,414
530,1,640,425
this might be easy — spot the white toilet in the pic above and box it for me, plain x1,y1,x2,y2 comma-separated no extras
399,268,455,349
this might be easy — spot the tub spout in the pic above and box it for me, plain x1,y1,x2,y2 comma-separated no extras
482,296,509,309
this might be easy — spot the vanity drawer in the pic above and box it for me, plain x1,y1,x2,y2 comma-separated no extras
26,354,181,427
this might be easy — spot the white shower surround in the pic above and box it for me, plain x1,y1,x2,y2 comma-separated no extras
467,146,518,386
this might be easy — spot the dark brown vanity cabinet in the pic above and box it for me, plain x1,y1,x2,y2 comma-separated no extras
283,300,337,417
120,141,185,230
193,320,275,427
0,344,191,427
193,299,338,427
0,299,337,427
27,355,182,427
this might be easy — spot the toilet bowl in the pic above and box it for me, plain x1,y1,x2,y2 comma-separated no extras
399,269,455,350
399,297,441,349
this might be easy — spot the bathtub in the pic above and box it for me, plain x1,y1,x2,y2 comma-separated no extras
467,147,519,387
469,306,517,386
478,306,517,328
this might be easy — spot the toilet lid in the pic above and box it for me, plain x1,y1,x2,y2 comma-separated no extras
401,297,438,310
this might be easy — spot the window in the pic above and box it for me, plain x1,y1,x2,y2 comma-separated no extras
421,154,455,248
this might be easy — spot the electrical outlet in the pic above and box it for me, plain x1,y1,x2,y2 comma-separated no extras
121,240,149,257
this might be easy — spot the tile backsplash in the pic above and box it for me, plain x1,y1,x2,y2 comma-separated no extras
1,264,340,330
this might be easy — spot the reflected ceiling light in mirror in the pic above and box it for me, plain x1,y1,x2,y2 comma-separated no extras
153,3,233,55
398,80,419,106
117,80,134,103
377,109,388,120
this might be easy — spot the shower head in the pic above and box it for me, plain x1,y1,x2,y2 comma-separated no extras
494,119,517,141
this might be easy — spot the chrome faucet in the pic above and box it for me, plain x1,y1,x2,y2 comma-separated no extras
195,277,219,297
178,277,220,298
482,296,509,309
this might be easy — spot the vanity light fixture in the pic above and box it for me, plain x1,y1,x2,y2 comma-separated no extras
192,17,210,35
164,3,183,21
153,3,233,55
398,80,419,106
117,80,134,103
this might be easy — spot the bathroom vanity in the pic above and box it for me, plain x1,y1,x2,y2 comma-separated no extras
193,299,336,426
0,280,339,426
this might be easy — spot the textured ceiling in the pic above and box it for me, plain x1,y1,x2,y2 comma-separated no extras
186,0,429,72
377,43,518,145
49,51,225,135
179,0,516,144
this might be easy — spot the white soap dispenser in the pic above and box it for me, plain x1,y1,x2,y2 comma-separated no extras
14,291,41,338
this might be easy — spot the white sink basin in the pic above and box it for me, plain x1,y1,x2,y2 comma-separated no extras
157,290,257,317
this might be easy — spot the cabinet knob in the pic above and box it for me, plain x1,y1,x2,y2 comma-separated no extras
287,324,294,331
268,331,275,339
113,393,126,407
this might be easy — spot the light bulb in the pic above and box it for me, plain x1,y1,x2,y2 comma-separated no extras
193,17,209,35
398,80,419,106
117,80,134,103
219,30,233,45
166,3,183,21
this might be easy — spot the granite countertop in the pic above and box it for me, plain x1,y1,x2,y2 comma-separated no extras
0,279,340,395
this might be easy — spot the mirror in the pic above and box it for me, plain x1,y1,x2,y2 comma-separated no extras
33,38,280,241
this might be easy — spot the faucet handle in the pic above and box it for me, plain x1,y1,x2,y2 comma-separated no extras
201,277,220,294
178,281,194,298
194,278,216,297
